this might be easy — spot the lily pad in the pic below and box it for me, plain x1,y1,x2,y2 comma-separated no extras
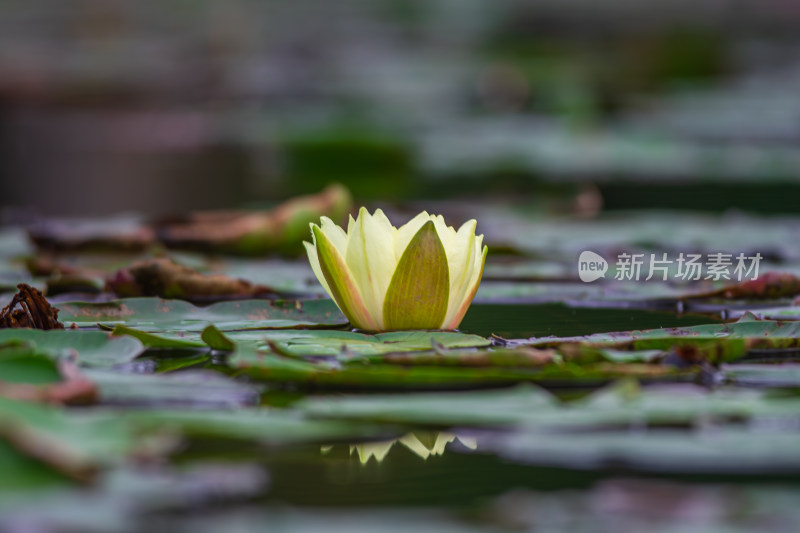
300,381,800,431
301,385,558,426
109,325,207,350
58,297,347,331
733,304,800,321
0,341,97,405
0,398,140,481
523,315,800,363
121,408,382,445
492,428,800,475
228,329,491,357
0,341,61,385
0,439,73,493
722,363,800,387
0,329,144,368
83,369,261,408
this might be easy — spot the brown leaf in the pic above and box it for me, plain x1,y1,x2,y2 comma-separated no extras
0,284,64,329
685,271,800,300
155,183,352,255
105,257,275,301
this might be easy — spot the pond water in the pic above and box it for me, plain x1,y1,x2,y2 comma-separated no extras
459,303,721,339
124,302,792,533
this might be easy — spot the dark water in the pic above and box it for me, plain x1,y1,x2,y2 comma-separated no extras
459,302,721,339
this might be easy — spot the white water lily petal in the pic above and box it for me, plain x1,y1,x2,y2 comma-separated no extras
444,242,487,329
312,224,378,331
431,214,456,250
318,216,348,255
345,208,396,330
303,240,331,295
394,211,431,260
443,220,478,326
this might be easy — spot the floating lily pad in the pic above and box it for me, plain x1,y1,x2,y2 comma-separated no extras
0,398,140,481
722,363,800,387
109,325,207,350
121,408,382,445
112,327,688,389
523,315,800,363
0,330,144,368
0,439,73,493
58,297,347,331
0,341,97,405
229,329,491,357
492,428,800,475
300,381,800,431
300,385,557,426
0,341,61,384
734,305,800,321
83,369,261,408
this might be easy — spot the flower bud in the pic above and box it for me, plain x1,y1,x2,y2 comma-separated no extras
305,208,487,331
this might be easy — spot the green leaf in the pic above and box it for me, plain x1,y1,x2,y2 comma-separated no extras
231,329,490,357
200,325,235,351
0,330,144,368
525,316,800,364
83,369,260,407
0,439,72,493
494,428,800,475
0,398,139,477
0,342,61,384
300,385,557,426
737,305,800,321
121,408,381,445
58,297,346,332
312,225,376,330
383,221,449,330
110,325,207,350
722,363,800,387
300,380,800,434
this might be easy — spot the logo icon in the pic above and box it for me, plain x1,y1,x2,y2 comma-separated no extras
578,251,608,282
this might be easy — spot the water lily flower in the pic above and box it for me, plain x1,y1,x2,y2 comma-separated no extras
304,208,487,331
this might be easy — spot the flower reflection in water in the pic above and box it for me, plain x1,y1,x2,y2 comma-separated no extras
321,432,477,464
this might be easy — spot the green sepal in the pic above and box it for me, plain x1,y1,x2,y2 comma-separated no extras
383,221,449,330
313,225,377,331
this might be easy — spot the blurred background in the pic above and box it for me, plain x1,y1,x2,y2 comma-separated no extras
3,0,800,219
